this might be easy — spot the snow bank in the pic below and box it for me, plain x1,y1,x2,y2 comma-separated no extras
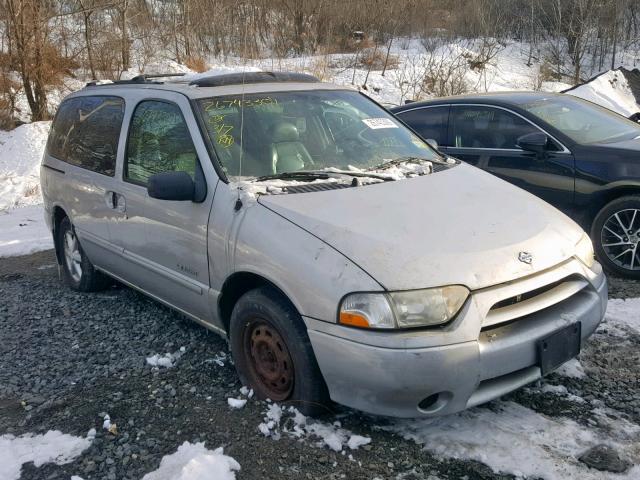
386,401,639,480
0,121,50,212
0,430,94,480
141,442,240,480
0,204,52,257
258,403,371,452
566,70,639,117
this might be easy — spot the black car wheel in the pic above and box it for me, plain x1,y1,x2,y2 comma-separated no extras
592,196,640,279
57,217,111,291
229,286,331,416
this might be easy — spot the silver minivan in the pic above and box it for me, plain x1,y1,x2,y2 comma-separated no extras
41,72,607,418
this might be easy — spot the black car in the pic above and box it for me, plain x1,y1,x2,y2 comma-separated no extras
391,92,640,278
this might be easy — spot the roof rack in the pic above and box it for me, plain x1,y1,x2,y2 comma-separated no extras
189,71,319,88
85,72,186,87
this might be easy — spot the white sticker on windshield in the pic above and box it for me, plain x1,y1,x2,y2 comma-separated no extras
362,118,398,129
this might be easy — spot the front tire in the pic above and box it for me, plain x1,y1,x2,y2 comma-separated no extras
229,287,331,416
57,217,111,291
592,195,640,279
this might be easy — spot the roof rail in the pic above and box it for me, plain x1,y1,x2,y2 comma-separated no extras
85,72,186,88
189,71,319,88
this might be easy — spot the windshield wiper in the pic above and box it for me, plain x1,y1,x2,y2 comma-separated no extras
254,171,331,182
254,169,394,183
368,156,432,171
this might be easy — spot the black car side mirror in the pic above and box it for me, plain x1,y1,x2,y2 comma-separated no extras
148,171,196,201
517,132,548,155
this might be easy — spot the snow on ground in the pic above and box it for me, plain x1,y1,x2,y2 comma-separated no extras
599,297,640,336
385,400,639,480
140,442,240,480
227,397,247,409
378,299,640,479
0,121,50,212
0,204,52,257
554,358,587,379
567,69,639,117
205,351,229,367
0,429,94,480
146,346,186,368
258,403,371,452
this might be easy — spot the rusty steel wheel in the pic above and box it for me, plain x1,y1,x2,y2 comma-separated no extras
243,319,294,401
230,287,331,416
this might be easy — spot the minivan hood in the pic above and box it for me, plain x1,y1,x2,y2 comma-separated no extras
258,163,584,291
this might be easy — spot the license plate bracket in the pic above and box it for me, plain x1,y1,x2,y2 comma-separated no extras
538,323,581,375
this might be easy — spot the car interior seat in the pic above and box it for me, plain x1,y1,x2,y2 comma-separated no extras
269,122,313,173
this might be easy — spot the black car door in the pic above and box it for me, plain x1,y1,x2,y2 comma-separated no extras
441,105,576,216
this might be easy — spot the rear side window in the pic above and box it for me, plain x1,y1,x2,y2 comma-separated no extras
125,100,197,185
396,106,449,146
46,96,124,176
449,106,538,149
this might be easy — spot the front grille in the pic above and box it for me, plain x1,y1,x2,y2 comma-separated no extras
490,277,571,310
483,274,588,329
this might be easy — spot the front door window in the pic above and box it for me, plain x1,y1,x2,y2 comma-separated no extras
125,100,197,185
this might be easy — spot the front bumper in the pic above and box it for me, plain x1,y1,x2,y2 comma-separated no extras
305,259,607,418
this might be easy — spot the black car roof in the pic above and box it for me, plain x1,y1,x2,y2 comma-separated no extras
390,91,566,112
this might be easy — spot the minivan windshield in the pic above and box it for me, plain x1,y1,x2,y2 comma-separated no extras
196,90,439,180
520,95,640,145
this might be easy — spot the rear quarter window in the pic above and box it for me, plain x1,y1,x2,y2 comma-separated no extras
46,96,125,176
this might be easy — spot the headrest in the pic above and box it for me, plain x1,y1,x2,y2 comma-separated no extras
271,122,299,143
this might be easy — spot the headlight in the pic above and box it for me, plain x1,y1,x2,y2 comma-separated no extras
575,233,595,268
339,285,469,329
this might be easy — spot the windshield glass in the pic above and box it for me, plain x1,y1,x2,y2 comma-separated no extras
520,96,640,144
196,90,438,179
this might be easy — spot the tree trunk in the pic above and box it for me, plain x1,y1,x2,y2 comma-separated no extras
83,11,96,79
381,37,393,76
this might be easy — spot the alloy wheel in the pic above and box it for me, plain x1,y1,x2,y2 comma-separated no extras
601,208,640,271
63,230,83,282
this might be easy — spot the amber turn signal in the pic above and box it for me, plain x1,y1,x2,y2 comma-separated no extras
339,311,370,328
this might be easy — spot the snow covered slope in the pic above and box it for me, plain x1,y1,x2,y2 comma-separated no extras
565,69,640,117
0,121,50,212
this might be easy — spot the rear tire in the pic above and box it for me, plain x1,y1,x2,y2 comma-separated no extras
592,195,640,279
57,216,111,292
229,287,331,417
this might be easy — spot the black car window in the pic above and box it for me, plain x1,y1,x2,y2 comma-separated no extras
46,96,124,176
450,106,539,150
396,106,449,146
125,101,197,185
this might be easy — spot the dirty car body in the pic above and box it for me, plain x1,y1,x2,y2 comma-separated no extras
41,73,607,418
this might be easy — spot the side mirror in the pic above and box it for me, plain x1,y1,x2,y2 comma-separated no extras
425,138,439,151
147,171,195,201
517,132,548,155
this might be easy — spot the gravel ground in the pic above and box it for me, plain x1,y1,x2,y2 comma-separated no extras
1,250,639,480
